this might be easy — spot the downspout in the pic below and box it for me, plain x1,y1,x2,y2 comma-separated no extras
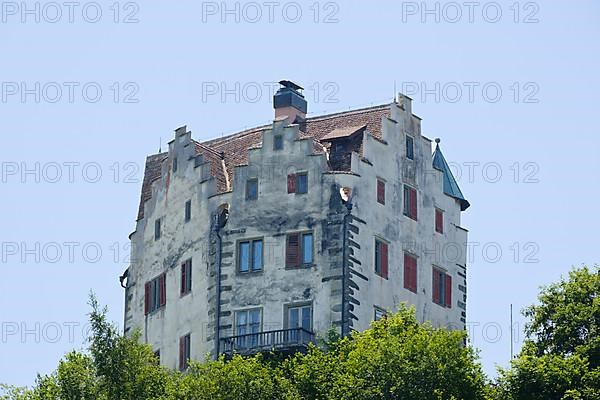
341,202,352,337
214,220,223,358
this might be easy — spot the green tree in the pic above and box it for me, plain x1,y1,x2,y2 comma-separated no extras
177,355,299,400
3,297,490,400
524,265,600,366
498,265,600,400
286,305,489,400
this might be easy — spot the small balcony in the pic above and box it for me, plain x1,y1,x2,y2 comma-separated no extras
220,328,315,356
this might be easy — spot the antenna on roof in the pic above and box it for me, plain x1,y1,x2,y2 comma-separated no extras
510,304,514,359
159,136,162,153
394,80,397,102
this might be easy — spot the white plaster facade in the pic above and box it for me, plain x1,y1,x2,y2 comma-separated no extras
123,89,470,370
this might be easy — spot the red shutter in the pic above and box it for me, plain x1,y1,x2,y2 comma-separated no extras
179,336,185,370
445,274,452,308
403,254,410,290
404,254,417,292
287,174,296,193
159,273,166,307
432,269,440,304
411,258,417,292
286,233,300,267
381,242,388,279
181,263,186,295
410,188,418,220
435,209,443,233
377,180,385,204
144,282,151,315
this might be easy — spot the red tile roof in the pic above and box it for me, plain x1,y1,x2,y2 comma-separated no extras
137,153,167,221
137,103,391,221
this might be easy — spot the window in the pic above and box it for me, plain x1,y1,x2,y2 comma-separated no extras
235,309,262,349
404,253,417,293
374,239,389,279
246,179,258,200
181,259,192,296
288,172,308,194
377,179,385,205
374,307,387,321
432,267,452,308
185,200,192,222
154,219,161,240
238,239,263,273
297,173,308,194
144,273,166,315
435,208,444,234
403,185,418,220
173,157,178,172
179,334,190,370
406,136,414,160
287,304,312,331
274,135,283,150
286,232,313,268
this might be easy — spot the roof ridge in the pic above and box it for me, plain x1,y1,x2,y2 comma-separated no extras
198,103,392,147
306,103,391,122
201,125,270,148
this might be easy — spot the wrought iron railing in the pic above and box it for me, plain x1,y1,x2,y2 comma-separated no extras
220,328,314,355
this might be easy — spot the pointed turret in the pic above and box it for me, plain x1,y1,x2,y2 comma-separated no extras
432,139,470,211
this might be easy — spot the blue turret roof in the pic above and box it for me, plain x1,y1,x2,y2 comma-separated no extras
432,141,470,211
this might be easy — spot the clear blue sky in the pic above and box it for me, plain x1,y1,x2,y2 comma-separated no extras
1,0,598,386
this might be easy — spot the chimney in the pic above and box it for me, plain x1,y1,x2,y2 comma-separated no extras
273,80,307,125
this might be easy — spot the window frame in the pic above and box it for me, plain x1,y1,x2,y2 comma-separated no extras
179,333,190,371
185,200,192,222
406,135,414,160
145,273,166,315
246,178,259,200
286,231,314,268
285,302,313,332
376,178,386,205
432,267,452,308
233,308,263,349
403,185,418,220
296,172,308,194
435,208,444,234
235,308,263,334
374,238,389,279
154,218,161,241
180,258,192,296
374,306,387,321
237,238,264,273
403,252,418,293
273,135,283,151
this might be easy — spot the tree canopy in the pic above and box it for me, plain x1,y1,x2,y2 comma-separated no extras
1,300,489,400
497,265,600,400
4,265,598,399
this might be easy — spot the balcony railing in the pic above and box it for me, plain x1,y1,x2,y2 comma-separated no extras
220,328,315,356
